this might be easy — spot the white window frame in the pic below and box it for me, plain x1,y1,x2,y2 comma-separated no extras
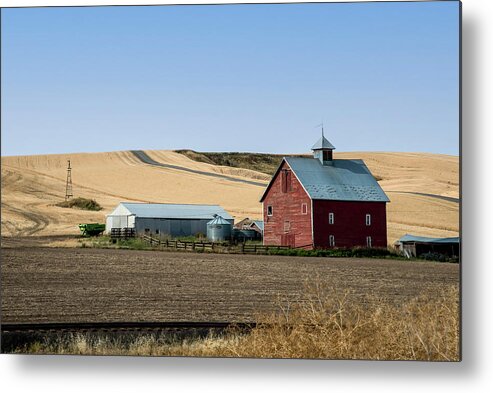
267,205,273,216
301,203,308,215
329,212,334,225
366,214,371,226
366,236,372,248
329,235,335,247
284,220,291,233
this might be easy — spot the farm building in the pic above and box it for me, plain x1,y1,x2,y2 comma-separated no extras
106,202,233,238
232,217,263,240
234,217,254,229
260,135,389,249
395,234,460,259
234,218,264,234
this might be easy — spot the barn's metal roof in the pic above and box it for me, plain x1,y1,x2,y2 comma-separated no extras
284,157,390,202
112,203,233,220
251,220,264,230
311,136,336,150
397,234,460,244
207,215,233,225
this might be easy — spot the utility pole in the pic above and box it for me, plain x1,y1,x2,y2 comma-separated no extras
65,159,73,201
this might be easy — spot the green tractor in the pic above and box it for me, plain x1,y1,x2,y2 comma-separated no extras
79,223,106,237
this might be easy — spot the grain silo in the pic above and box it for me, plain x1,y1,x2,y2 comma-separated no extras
207,215,232,241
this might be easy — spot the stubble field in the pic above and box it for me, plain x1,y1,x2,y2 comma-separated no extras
1,150,459,244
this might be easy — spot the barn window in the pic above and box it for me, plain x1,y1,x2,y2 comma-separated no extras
267,205,273,216
301,203,308,215
145,228,150,233
281,169,292,193
366,236,372,248
155,229,160,235
329,212,334,224
284,220,291,232
329,235,335,247
366,214,371,226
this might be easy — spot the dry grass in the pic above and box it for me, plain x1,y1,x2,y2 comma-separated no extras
20,281,459,361
223,281,460,361
55,197,102,211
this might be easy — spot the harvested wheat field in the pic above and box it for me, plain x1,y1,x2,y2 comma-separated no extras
1,150,459,244
1,248,459,324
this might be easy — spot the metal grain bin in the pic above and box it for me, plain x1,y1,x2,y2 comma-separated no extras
207,215,232,241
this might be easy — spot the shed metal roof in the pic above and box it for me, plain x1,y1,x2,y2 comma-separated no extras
269,157,389,202
251,220,264,230
397,234,460,244
110,203,233,220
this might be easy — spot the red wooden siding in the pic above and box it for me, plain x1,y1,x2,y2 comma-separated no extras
263,161,313,248
312,200,387,249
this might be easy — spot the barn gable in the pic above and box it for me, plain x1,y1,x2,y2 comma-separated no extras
261,160,313,248
259,158,311,203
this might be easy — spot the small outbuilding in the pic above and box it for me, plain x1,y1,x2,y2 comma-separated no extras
106,202,233,238
234,218,252,229
233,218,264,240
394,234,460,259
249,220,264,235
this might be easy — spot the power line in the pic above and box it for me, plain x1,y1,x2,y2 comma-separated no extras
65,159,73,201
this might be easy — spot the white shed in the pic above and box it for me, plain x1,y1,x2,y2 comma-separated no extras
106,202,233,238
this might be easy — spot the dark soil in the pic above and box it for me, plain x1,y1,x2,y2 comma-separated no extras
1,247,459,324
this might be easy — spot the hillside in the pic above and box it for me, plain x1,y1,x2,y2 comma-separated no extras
1,150,459,244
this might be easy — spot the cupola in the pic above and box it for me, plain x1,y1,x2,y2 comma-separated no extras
311,129,335,166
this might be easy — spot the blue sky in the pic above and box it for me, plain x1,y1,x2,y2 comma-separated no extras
1,1,460,156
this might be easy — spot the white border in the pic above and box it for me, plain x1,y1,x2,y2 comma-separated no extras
2,1,492,393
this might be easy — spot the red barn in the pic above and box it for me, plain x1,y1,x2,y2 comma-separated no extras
260,135,389,249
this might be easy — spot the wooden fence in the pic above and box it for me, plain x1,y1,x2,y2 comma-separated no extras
111,228,136,239
142,235,290,255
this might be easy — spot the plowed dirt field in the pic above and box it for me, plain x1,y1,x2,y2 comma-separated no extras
1,247,459,324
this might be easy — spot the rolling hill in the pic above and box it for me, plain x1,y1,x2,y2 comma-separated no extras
1,150,459,245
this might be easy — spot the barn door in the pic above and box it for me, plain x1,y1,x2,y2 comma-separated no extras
281,234,295,247
288,234,295,248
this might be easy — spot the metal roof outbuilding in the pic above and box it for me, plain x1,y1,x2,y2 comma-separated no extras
108,202,233,220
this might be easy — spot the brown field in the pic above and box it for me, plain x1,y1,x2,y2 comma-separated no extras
1,150,459,245
1,247,459,324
